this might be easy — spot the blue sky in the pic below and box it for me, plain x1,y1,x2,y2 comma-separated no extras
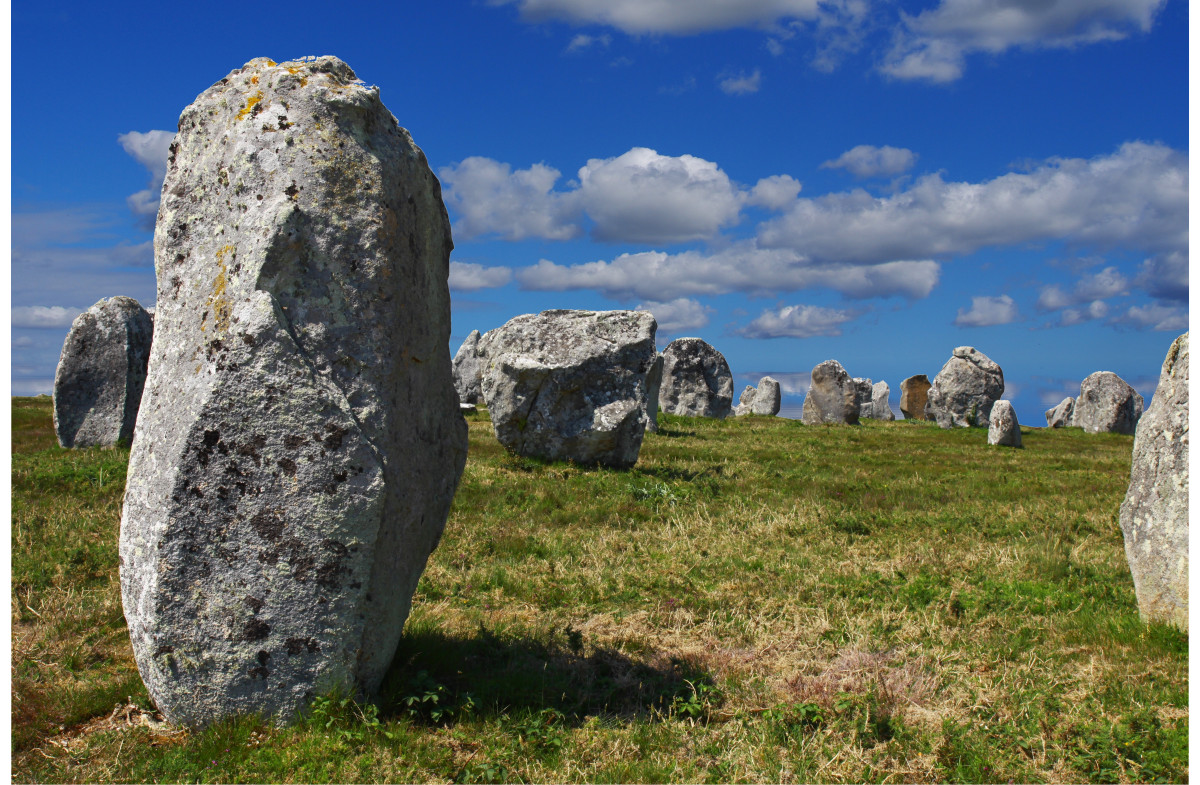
11,0,1190,423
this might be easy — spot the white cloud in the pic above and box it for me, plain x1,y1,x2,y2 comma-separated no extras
821,145,917,178
448,262,514,291
119,130,175,230
882,0,1167,83
634,297,714,332
566,33,610,52
746,175,803,211
737,303,858,338
1036,265,1129,311
497,0,823,35
438,157,582,241
1135,250,1188,302
1113,302,1189,332
516,243,940,301
953,294,1018,327
13,306,81,329
719,69,762,95
1059,299,1109,326
758,142,1187,266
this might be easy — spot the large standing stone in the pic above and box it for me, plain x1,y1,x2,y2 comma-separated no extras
1073,371,1144,434
53,296,153,448
853,378,874,420
119,57,468,728
734,376,781,417
452,330,485,404
644,353,664,432
658,338,734,419
899,374,931,421
925,347,1004,428
987,400,1022,447
802,360,858,425
1119,333,1188,629
871,381,895,421
480,309,658,467
1045,397,1075,428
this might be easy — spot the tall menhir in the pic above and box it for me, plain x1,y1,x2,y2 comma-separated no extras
119,57,468,727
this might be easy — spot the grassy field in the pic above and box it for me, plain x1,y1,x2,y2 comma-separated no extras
11,395,1188,783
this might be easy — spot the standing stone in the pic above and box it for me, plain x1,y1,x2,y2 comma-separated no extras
925,347,1004,428
1045,397,1075,428
734,376,781,417
899,374,931,421
644,353,664,432
871,381,895,421
802,360,858,425
1119,333,1188,629
658,338,734,419
987,400,1022,447
1073,371,1144,434
452,330,485,404
53,296,153,448
853,378,874,420
480,309,657,467
119,57,468,728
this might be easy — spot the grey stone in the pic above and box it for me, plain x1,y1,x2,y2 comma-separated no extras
987,400,1022,447
480,309,658,468
871,381,895,421
734,376,781,417
853,377,874,420
899,374,931,421
1045,397,1075,428
53,296,153,448
119,57,468,728
1073,371,1143,434
1119,333,1188,629
801,360,858,425
451,330,485,404
925,347,1004,428
644,353,664,432
658,338,734,419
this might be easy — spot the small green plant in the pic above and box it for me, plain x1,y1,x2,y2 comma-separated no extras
399,670,474,724
628,480,681,506
307,693,393,744
507,707,567,750
671,679,722,721
455,760,511,784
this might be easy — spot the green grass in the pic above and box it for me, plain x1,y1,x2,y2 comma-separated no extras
12,398,1188,783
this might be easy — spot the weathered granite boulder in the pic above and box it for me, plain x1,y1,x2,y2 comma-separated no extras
1119,333,1188,629
1073,371,1143,434
53,296,153,448
734,376,782,417
451,330,485,404
899,374,930,421
925,347,1004,428
480,309,658,467
802,360,858,425
871,381,895,421
987,400,1022,447
853,378,874,420
119,57,468,728
644,353,664,432
1045,397,1075,428
658,338,734,419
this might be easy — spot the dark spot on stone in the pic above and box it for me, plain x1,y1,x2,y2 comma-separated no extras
154,644,174,657
333,470,348,484
322,539,348,556
278,457,297,475
315,560,345,589
250,509,285,542
284,434,307,449
249,665,270,680
285,182,299,200
245,596,264,613
257,650,271,665
285,637,320,655
322,424,346,451
242,618,270,642
257,549,279,566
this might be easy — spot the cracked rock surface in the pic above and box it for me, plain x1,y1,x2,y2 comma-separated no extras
53,296,153,448
658,338,733,419
925,346,1004,428
734,376,781,417
119,56,467,728
802,360,858,425
1073,371,1143,434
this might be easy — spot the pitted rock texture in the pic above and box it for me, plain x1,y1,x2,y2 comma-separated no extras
853,378,875,420
480,309,658,468
658,338,734,419
734,376,781,417
452,330,485,404
1120,333,1188,629
53,296,153,448
118,57,468,729
1045,397,1075,428
987,400,1022,447
802,360,858,425
1073,371,1144,434
925,347,1004,428
899,375,931,421
644,353,664,432
871,382,895,421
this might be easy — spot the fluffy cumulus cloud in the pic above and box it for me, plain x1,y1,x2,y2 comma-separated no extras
1135,251,1188,302
882,0,1168,83
758,142,1187,266
119,130,175,230
12,305,81,329
718,69,762,95
438,158,582,241
1059,299,1110,326
634,297,714,333
953,294,1018,327
1113,303,1189,332
1037,266,1129,311
746,175,803,211
737,303,858,338
821,145,917,178
448,261,514,291
496,0,823,34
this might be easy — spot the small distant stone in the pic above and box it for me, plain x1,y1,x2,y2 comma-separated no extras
853,377,875,420
644,353,664,432
1073,371,1143,434
53,296,153,448
926,347,1004,428
658,338,734,419
802,360,858,425
871,381,895,421
987,400,1021,447
452,330,486,404
734,376,781,417
899,375,931,421
1045,397,1074,428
